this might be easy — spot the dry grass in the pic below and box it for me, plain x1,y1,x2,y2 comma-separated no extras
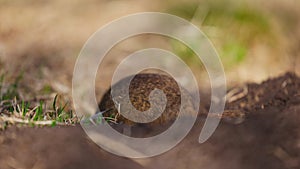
0,69,79,129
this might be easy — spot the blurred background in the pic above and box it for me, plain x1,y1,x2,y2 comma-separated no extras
1,1,300,168
0,0,299,99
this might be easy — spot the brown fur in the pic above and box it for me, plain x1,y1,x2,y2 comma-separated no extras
98,73,196,126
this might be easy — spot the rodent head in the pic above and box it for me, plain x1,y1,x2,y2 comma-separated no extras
98,73,196,127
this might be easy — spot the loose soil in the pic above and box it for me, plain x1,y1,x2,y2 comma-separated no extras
0,72,299,169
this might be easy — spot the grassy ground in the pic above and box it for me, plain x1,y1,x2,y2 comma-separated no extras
0,69,78,129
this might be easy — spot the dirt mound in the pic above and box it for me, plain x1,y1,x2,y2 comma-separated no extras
227,72,300,113
221,72,300,169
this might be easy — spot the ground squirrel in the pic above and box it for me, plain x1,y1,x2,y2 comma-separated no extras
97,73,245,137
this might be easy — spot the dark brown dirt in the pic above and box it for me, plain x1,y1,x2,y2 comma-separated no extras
0,126,143,169
1,72,300,169
226,72,300,114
